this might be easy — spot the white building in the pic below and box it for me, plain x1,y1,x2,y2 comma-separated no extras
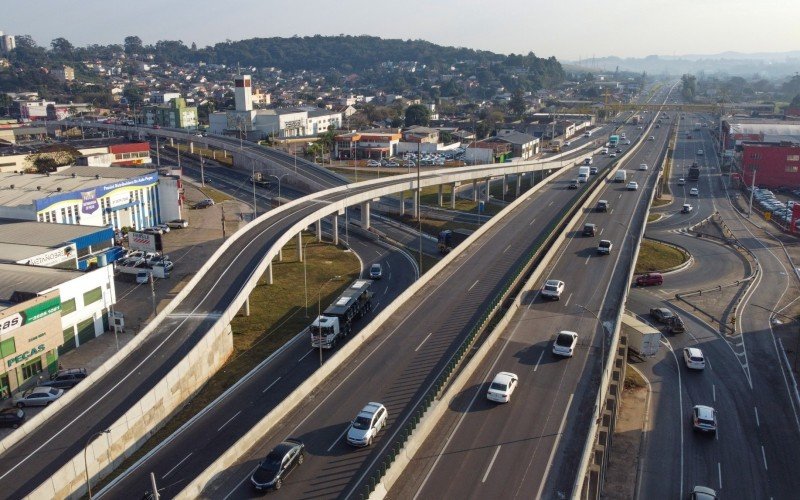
0,31,15,53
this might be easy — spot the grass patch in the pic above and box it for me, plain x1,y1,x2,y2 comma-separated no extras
651,198,671,207
172,144,234,167
647,213,661,223
635,239,688,273
95,234,359,489
198,185,232,203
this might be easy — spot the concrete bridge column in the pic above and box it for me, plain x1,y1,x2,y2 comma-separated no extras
316,220,323,242
399,191,405,216
472,180,478,202
502,175,508,198
437,185,443,207
516,174,522,197
361,202,371,229
278,247,283,262
451,182,457,209
266,264,273,285
244,296,250,316
297,233,304,261
332,214,339,245
169,138,174,147
484,178,491,202
189,142,194,154
413,190,419,219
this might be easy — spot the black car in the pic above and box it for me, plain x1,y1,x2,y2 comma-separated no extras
0,408,25,428
251,439,305,491
41,368,87,390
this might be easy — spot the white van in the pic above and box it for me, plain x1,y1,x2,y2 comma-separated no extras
614,170,627,183
578,173,588,183
578,166,591,178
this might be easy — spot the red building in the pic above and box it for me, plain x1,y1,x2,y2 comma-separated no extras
107,142,151,166
739,142,800,189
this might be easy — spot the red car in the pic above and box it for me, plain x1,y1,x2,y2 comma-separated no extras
636,273,663,286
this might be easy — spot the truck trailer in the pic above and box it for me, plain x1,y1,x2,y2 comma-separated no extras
310,279,374,349
623,314,661,357
438,229,474,254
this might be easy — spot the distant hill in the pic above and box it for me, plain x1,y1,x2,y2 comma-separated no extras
567,51,800,78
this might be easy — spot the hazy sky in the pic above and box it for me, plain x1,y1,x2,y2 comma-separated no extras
2,0,797,60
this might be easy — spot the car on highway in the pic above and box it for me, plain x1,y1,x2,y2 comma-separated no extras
609,153,617,158
13,386,64,408
684,347,706,370
553,331,579,357
596,200,609,212
250,439,305,491
582,223,597,236
166,219,188,229
648,136,655,141
682,203,693,213
369,263,382,279
624,140,632,145
636,273,663,287
690,485,718,500
541,279,565,300
347,402,388,446
627,181,639,191
0,408,25,428
639,163,648,171
678,178,686,186
692,404,717,434
486,372,518,403
649,307,677,324
597,239,612,255
568,179,579,189
589,166,598,175
41,368,88,390
697,149,704,155
689,187,699,196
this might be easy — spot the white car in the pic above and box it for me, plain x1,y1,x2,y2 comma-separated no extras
347,402,388,447
627,181,639,191
697,149,704,155
541,279,565,300
597,239,612,255
682,203,693,213
13,386,64,407
689,187,699,196
677,178,686,186
366,160,381,167
486,372,518,403
684,347,705,370
639,163,648,171
553,331,579,357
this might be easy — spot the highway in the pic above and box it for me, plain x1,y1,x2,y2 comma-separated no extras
388,95,673,499
630,113,800,499
195,104,658,498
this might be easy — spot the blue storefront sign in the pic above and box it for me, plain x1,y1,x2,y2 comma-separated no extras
34,173,158,214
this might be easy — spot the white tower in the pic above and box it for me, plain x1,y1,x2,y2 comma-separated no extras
234,75,253,112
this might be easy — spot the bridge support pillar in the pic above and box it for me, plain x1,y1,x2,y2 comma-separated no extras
361,202,371,229
332,214,339,245
244,296,250,316
169,138,174,147
437,185,443,207
472,180,478,202
399,191,405,216
267,263,273,284
189,142,194,154
451,183,457,209
413,190,419,219
316,220,323,242
516,174,522,197
297,233,304,261
278,247,283,262
484,178,491,202
502,175,508,199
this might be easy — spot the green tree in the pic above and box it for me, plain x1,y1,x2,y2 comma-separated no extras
404,104,430,126
782,75,800,99
681,74,697,101
791,94,800,108
124,35,143,55
50,37,74,58
509,89,526,118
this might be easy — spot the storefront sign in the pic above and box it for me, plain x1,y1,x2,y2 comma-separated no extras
33,173,158,213
81,190,99,214
0,297,61,337
16,244,76,268
6,344,45,368
129,231,157,252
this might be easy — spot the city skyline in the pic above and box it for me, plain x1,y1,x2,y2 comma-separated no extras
2,0,798,61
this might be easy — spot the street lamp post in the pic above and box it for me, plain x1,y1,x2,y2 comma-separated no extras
316,276,342,366
577,304,611,378
84,429,110,499
268,173,288,206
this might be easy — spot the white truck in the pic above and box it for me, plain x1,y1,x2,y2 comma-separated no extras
310,279,374,349
623,314,661,356
578,166,591,177
614,170,627,183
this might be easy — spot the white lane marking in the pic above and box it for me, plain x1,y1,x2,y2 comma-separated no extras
548,201,554,207
584,255,591,265
564,293,572,308
162,452,192,479
712,384,716,402
217,411,242,432
662,336,685,495
468,279,480,291
482,445,502,483
761,445,768,470
298,349,314,362
718,462,723,490
754,407,760,427
599,227,604,236
503,244,512,254
262,377,282,394
535,393,574,500
529,218,537,226
534,351,545,372
618,193,623,199
327,425,350,452
415,332,434,352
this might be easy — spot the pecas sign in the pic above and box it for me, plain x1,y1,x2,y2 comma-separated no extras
129,231,157,252
0,297,61,338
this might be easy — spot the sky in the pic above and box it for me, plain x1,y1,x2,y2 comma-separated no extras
2,0,798,61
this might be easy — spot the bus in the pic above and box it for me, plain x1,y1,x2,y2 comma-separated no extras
609,135,620,147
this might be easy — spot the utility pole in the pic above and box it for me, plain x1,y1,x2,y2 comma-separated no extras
417,141,422,274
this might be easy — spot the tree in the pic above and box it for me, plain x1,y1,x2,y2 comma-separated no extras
791,94,800,108
681,74,697,101
509,88,526,118
50,37,74,57
475,122,490,139
782,75,800,99
124,36,143,55
404,104,430,127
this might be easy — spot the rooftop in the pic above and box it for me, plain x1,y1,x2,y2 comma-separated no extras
0,262,85,303
0,218,108,247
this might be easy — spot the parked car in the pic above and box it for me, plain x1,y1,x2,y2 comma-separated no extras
697,149,704,155
541,279,565,300
142,227,162,235
369,263,383,280
692,404,717,434
152,260,174,272
195,198,215,209
250,439,305,491
0,408,25,428
166,219,188,229
13,386,64,408
486,371,518,403
136,271,150,284
41,368,87,390
366,160,381,167
636,273,663,286
385,161,400,167
684,347,706,370
347,402,388,446
552,331,579,357
156,224,170,233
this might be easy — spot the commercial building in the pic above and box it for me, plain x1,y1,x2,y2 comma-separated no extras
142,97,199,130
737,141,800,189
0,140,151,171
52,66,75,83
334,130,402,159
494,130,541,160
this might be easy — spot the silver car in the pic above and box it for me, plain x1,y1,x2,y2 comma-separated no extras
13,386,64,408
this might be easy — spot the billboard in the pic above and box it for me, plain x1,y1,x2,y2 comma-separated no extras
129,232,160,252
33,173,158,213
